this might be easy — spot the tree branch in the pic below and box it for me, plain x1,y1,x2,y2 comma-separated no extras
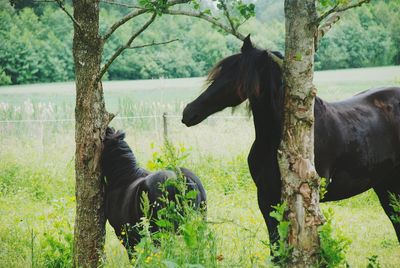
128,39,179,49
219,1,237,35
163,9,283,67
102,9,149,41
316,0,370,24
100,0,141,9
164,9,244,40
53,0,82,31
167,0,191,5
335,0,370,12
315,0,370,51
100,0,283,76
97,12,157,81
316,3,339,24
315,12,342,50
102,0,191,42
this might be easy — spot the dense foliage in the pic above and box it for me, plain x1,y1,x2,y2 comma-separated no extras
0,0,399,85
316,0,400,70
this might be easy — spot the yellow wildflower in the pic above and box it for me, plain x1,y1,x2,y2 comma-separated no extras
145,256,152,263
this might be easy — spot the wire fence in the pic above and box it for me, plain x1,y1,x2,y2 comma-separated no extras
0,113,254,158
0,113,250,140
0,114,249,124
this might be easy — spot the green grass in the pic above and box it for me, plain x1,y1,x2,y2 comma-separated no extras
1,66,400,267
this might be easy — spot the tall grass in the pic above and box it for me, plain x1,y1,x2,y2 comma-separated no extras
2,130,398,267
1,71,400,267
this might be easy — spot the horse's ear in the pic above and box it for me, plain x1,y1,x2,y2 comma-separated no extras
241,34,253,53
106,127,115,136
104,127,126,141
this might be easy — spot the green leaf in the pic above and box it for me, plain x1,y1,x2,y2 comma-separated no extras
295,52,303,61
156,219,173,228
186,190,198,200
182,224,198,248
277,221,290,238
203,8,212,15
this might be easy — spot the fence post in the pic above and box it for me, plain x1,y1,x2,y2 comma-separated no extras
163,112,168,142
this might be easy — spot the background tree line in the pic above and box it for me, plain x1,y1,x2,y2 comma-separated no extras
0,0,398,86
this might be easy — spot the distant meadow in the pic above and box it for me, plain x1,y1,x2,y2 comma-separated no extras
1,66,400,267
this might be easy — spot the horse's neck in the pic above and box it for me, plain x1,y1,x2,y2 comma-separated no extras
250,94,283,150
106,155,143,188
247,98,282,177
250,93,327,150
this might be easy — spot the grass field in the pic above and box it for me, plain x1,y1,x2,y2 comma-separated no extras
1,66,400,267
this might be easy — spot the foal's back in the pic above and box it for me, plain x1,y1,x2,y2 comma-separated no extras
102,127,207,253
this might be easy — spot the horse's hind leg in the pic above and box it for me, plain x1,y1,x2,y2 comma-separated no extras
373,182,400,243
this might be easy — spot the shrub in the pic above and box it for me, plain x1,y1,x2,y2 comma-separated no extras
129,140,218,267
389,193,400,224
318,208,351,268
0,68,11,85
268,202,292,266
38,198,74,268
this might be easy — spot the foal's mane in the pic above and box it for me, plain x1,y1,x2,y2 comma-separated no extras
103,127,140,185
105,127,126,141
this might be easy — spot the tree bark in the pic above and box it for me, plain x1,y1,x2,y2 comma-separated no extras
72,0,112,266
278,1,324,266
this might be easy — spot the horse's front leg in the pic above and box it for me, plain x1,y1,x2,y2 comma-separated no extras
256,178,282,247
248,146,282,250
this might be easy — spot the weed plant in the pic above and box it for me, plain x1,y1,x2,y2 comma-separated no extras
122,140,218,267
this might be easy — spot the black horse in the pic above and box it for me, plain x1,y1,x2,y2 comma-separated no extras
102,127,206,257
182,36,400,245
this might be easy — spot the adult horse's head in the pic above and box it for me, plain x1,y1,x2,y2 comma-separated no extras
182,35,283,127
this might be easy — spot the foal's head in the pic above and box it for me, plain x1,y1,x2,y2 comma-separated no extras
182,35,282,127
102,127,138,183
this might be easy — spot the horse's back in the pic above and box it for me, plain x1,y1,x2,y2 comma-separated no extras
180,167,207,202
355,86,400,98
359,86,400,137
105,176,147,233
316,86,400,200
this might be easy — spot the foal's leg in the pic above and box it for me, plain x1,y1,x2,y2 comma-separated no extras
373,182,400,243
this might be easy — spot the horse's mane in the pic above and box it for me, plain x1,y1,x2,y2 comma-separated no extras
102,127,142,187
207,48,283,97
207,48,284,121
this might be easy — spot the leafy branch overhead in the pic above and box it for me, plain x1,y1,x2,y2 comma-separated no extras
99,0,370,69
98,12,158,81
99,0,263,79
315,0,370,49
165,0,281,66
48,0,279,78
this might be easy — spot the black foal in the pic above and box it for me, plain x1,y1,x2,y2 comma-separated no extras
102,127,206,257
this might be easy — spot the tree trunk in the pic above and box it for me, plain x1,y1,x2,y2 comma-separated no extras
72,1,112,266
278,0,324,266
